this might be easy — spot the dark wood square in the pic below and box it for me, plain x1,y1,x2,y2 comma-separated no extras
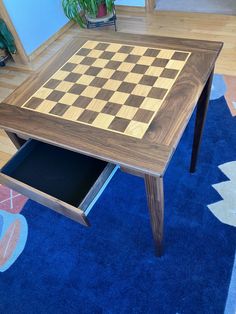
118,82,136,93
85,66,102,76
49,103,68,116
95,43,110,50
160,68,179,79
101,102,122,115
124,55,141,64
80,57,96,66
90,77,108,88
133,108,154,123
24,97,43,109
172,51,189,61
61,62,77,72
72,96,91,108
64,73,81,82
105,60,122,70
47,90,65,102
118,46,134,54
108,117,130,132
144,48,160,57
111,71,128,81
77,110,98,124
131,64,149,74
44,79,61,89
152,58,169,67
148,87,168,100
124,95,145,107
99,51,116,60
95,89,113,101
77,48,91,56
139,75,157,86
68,84,87,95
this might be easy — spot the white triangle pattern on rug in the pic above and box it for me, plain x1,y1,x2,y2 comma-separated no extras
208,161,236,227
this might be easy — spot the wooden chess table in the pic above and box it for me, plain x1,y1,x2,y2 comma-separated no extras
0,31,222,256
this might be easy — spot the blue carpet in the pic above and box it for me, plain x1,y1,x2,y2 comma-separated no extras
0,96,235,314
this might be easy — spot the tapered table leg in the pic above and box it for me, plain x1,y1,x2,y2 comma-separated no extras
5,131,26,149
190,69,214,173
144,174,164,257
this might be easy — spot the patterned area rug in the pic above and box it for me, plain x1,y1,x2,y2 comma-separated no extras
0,74,235,313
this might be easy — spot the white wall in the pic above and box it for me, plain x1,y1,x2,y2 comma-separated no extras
3,0,68,55
116,0,145,6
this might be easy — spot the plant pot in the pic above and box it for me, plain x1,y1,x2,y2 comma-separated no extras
0,49,7,58
97,3,107,18
0,49,8,66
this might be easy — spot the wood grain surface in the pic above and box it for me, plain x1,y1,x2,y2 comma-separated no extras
21,40,191,139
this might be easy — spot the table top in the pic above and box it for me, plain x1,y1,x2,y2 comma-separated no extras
0,31,222,176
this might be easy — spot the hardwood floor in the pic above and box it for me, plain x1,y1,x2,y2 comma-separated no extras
0,10,235,166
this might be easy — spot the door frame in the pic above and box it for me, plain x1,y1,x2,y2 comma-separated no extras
0,2,29,64
146,0,156,12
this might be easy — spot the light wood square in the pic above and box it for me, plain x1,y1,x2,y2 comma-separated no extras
34,87,52,99
92,58,109,68
137,56,155,66
55,81,74,92
97,68,115,79
117,62,135,72
131,46,148,56
157,49,175,59
106,43,122,52
111,53,128,62
59,93,79,105
62,106,84,120
131,84,152,97
87,49,103,58
154,77,174,89
73,64,89,74
92,113,115,129
145,66,164,77
124,121,149,139
82,41,98,49
116,105,138,119
103,79,122,91
76,75,94,85
36,100,56,113
52,70,69,81
109,91,129,104
166,59,186,70
86,99,106,112
81,86,100,98
123,73,143,84
69,55,84,64
140,97,162,111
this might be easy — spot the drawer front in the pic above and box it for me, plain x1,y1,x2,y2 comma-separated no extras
0,140,118,226
0,173,89,226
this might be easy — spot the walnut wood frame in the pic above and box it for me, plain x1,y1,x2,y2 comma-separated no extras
0,31,222,256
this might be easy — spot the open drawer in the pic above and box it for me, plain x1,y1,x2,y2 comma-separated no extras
0,140,118,226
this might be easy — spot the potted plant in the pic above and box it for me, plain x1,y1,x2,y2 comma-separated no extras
0,19,16,66
62,0,115,28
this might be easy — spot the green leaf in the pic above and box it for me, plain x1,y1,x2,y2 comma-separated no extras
0,19,16,53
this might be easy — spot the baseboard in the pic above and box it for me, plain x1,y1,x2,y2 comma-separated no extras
29,20,74,62
116,5,146,14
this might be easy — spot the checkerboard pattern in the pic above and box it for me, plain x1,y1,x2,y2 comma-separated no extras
22,40,191,139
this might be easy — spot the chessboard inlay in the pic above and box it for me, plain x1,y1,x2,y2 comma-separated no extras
22,40,191,139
